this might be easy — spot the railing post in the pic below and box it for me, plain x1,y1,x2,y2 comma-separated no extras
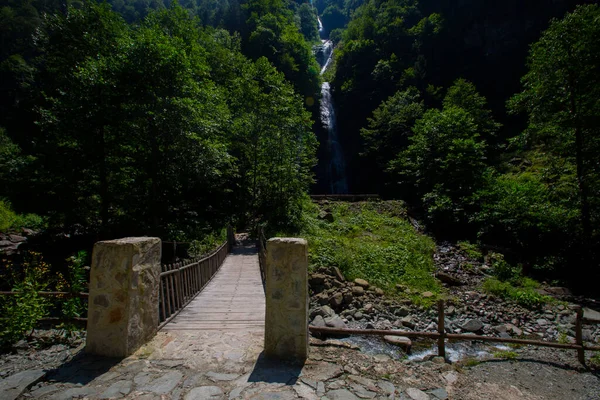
86,237,161,357
576,307,585,365
264,238,309,362
437,300,446,359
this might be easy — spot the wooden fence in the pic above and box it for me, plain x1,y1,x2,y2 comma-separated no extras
0,234,233,330
158,240,229,330
257,226,267,290
309,300,600,365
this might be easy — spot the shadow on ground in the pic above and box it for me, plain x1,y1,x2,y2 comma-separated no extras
46,351,123,385
247,352,304,385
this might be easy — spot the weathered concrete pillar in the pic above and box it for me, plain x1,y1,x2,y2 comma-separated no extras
86,237,161,357
264,237,309,361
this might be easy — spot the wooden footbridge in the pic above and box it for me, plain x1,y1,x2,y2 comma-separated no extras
158,238,266,332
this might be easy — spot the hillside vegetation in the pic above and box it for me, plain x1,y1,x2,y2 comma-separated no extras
295,200,441,301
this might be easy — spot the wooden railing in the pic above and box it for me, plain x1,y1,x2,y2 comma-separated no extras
309,300,600,366
257,226,267,290
158,240,229,330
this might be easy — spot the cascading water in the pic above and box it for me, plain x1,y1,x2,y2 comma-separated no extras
317,17,348,194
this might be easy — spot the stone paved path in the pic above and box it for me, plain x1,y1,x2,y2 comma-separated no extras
163,244,265,332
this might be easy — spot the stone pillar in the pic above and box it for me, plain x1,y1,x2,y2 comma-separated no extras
86,237,161,357
264,237,309,361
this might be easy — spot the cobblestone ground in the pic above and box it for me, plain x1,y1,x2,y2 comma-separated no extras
11,327,436,400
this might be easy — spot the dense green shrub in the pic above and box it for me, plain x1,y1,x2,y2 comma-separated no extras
0,252,50,349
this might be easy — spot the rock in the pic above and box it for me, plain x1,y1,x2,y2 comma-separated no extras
354,312,364,320
383,335,412,350
461,319,484,332
506,323,523,336
493,324,507,334
377,380,395,395
141,371,184,393
545,287,571,296
50,387,97,400
329,293,344,308
582,328,594,342
405,387,430,400
446,306,456,316
309,274,327,286
22,228,36,236
442,371,458,385
8,234,26,242
99,380,132,399
333,267,345,282
327,389,359,400
293,382,318,400
30,384,62,398
583,307,600,323
0,369,46,400
185,386,224,400
395,306,410,317
401,316,416,329
348,383,377,399
311,315,326,328
373,354,391,362
351,286,365,296
421,291,434,298
435,272,464,286
429,388,448,400
312,305,336,319
0,240,19,254
205,371,240,382
315,293,329,305
354,279,369,288
318,210,334,222
343,292,353,304
374,288,384,296
325,315,347,329
347,375,377,391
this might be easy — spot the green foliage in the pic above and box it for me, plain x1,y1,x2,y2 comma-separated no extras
289,200,440,301
488,252,521,282
0,200,45,232
361,87,424,188
188,229,227,257
0,2,317,239
462,357,480,368
483,251,551,308
0,252,51,349
591,352,600,369
493,350,518,360
508,4,600,272
483,277,550,310
457,241,482,261
55,251,88,331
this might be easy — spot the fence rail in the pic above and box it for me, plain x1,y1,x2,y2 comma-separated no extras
158,240,229,330
309,300,600,365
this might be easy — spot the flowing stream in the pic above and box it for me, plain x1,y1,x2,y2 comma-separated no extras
317,17,348,194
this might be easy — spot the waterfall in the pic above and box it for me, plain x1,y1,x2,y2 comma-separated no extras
316,17,348,194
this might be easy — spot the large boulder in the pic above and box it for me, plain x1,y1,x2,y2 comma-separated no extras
435,272,464,286
383,335,412,351
354,278,370,288
461,319,484,333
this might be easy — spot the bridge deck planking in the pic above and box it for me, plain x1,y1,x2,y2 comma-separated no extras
162,244,265,332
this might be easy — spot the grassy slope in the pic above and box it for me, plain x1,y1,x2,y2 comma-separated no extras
293,200,441,301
